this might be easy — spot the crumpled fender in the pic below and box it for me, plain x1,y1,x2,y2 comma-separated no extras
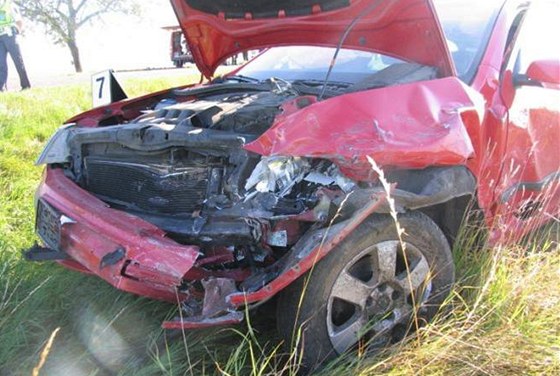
245,77,484,181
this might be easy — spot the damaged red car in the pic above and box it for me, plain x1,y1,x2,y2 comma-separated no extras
26,0,560,368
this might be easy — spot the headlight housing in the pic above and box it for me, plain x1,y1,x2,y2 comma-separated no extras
35,124,74,166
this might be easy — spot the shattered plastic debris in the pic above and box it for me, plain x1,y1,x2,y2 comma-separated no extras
304,172,335,186
245,156,310,196
329,165,357,192
304,165,357,192
266,230,288,247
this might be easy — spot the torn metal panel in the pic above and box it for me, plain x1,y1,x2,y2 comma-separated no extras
201,278,239,318
161,278,242,330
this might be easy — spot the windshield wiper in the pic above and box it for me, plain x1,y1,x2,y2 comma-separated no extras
292,79,352,88
217,74,261,84
291,79,352,98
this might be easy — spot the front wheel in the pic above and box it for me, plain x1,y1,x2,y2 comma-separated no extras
277,212,455,369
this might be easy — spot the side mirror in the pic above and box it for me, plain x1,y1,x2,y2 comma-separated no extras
515,59,560,88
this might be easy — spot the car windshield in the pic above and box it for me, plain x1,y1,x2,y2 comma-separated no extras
235,1,502,85
235,46,407,85
434,0,503,81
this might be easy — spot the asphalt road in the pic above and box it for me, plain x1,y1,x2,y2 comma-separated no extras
5,64,203,91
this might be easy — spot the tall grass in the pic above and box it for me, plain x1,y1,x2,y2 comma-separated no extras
0,78,198,375
196,214,559,376
319,220,559,375
1,79,558,375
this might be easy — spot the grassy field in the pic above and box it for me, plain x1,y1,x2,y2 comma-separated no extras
0,78,558,375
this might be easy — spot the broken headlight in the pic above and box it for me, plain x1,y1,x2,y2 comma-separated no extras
36,124,74,166
245,156,310,197
245,156,357,198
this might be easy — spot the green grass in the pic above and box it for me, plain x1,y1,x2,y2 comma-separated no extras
1,79,559,375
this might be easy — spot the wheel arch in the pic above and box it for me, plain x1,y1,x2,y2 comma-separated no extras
386,166,477,246
418,195,477,247
380,166,477,246
339,166,477,244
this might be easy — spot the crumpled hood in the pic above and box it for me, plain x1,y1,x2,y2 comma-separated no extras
170,0,455,78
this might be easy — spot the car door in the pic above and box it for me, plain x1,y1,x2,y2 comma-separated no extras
495,0,560,242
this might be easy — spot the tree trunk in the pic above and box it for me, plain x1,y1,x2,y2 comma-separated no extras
68,39,83,73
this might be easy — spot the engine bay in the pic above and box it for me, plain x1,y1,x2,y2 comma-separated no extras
53,85,357,274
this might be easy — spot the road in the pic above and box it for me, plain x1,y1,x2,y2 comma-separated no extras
5,65,204,91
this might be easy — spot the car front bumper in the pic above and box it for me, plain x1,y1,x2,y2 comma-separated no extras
33,167,201,302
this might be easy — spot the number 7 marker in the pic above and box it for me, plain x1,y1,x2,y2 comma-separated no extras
91,70,128,108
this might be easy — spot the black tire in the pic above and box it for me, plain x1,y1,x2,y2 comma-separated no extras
277,211,455,370
174,60,185,68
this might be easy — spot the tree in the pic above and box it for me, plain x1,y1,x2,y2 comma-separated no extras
15,0,140,73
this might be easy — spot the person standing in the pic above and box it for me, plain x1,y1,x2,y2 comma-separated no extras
0,0,31,92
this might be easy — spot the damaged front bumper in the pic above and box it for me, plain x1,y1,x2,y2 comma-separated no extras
29,167,201,302
27,163,475,330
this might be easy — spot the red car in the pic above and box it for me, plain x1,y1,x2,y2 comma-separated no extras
27,0,559,368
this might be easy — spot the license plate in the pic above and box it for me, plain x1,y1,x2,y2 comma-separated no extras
36,200,62,250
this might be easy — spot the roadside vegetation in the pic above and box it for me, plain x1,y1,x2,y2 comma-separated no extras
0,79,558,375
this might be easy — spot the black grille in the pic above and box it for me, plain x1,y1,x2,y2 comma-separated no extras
84,158,210,215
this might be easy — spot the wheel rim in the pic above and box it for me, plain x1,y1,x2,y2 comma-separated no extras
326,240,432,354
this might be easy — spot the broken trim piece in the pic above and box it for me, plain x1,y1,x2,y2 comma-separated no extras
162,311,244,330
23,244,69,262
228,190,388,307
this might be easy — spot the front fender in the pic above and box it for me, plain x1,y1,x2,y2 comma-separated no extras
245,77,484,181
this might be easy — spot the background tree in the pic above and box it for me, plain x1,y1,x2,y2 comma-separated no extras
15,0,140,73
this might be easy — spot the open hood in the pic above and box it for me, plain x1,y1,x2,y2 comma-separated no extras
170,0,455,78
